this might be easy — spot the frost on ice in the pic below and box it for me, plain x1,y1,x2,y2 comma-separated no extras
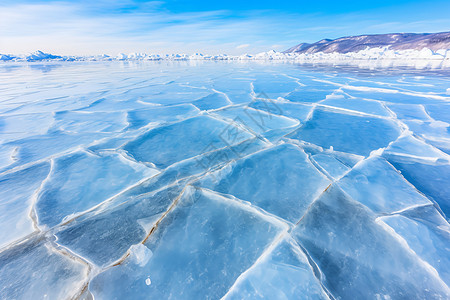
0,61,449,299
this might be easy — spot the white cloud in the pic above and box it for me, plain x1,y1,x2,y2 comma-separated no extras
0,2,287,55
236,44,250,49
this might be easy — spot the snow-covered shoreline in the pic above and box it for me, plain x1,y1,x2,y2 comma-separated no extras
1,47,450,68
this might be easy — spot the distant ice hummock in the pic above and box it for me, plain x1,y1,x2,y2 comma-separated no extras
1,47,450,67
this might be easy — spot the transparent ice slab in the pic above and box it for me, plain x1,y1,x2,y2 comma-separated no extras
292,185,449,299
223,237,330,300
126,104,200,130
0,235,89,299
381,210,450,284
425,104,450,123
248,99,313,123
0,162,50,249
311,153,350,180
89,187,287,299
79,98,152,113
211,77,253,104
320,97,391,117
424,137,450,156
252,74,300,98
403,119,450,141
288,107,401,156
386,157,450,219
2,131,110,171
387,103,432,121
123,115,255,168
343,89,446,105
55,184,183,267
384,134,448,160
285,89,334,103
35,150,158,227
125,82,210,105
197,144,330,223
212,106,299,136
337,156,432,214
191,92,232,110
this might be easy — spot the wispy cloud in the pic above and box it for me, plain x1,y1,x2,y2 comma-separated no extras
0,3,276,54
236,44,250,49
0,0,449,55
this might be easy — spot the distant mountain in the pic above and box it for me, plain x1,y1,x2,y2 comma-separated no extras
284,31,450,53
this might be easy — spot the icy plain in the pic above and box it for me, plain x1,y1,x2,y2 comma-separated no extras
0,61,449,299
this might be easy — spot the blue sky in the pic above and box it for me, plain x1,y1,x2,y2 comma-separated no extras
0,0,449,55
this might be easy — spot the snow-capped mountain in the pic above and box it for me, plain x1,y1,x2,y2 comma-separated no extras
284,31,450,53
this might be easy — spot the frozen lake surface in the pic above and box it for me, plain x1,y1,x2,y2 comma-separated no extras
0,61,449,299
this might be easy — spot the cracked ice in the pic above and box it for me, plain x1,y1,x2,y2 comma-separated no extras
0,61,449,299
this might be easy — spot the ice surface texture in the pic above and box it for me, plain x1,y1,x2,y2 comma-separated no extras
0,61,449,299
